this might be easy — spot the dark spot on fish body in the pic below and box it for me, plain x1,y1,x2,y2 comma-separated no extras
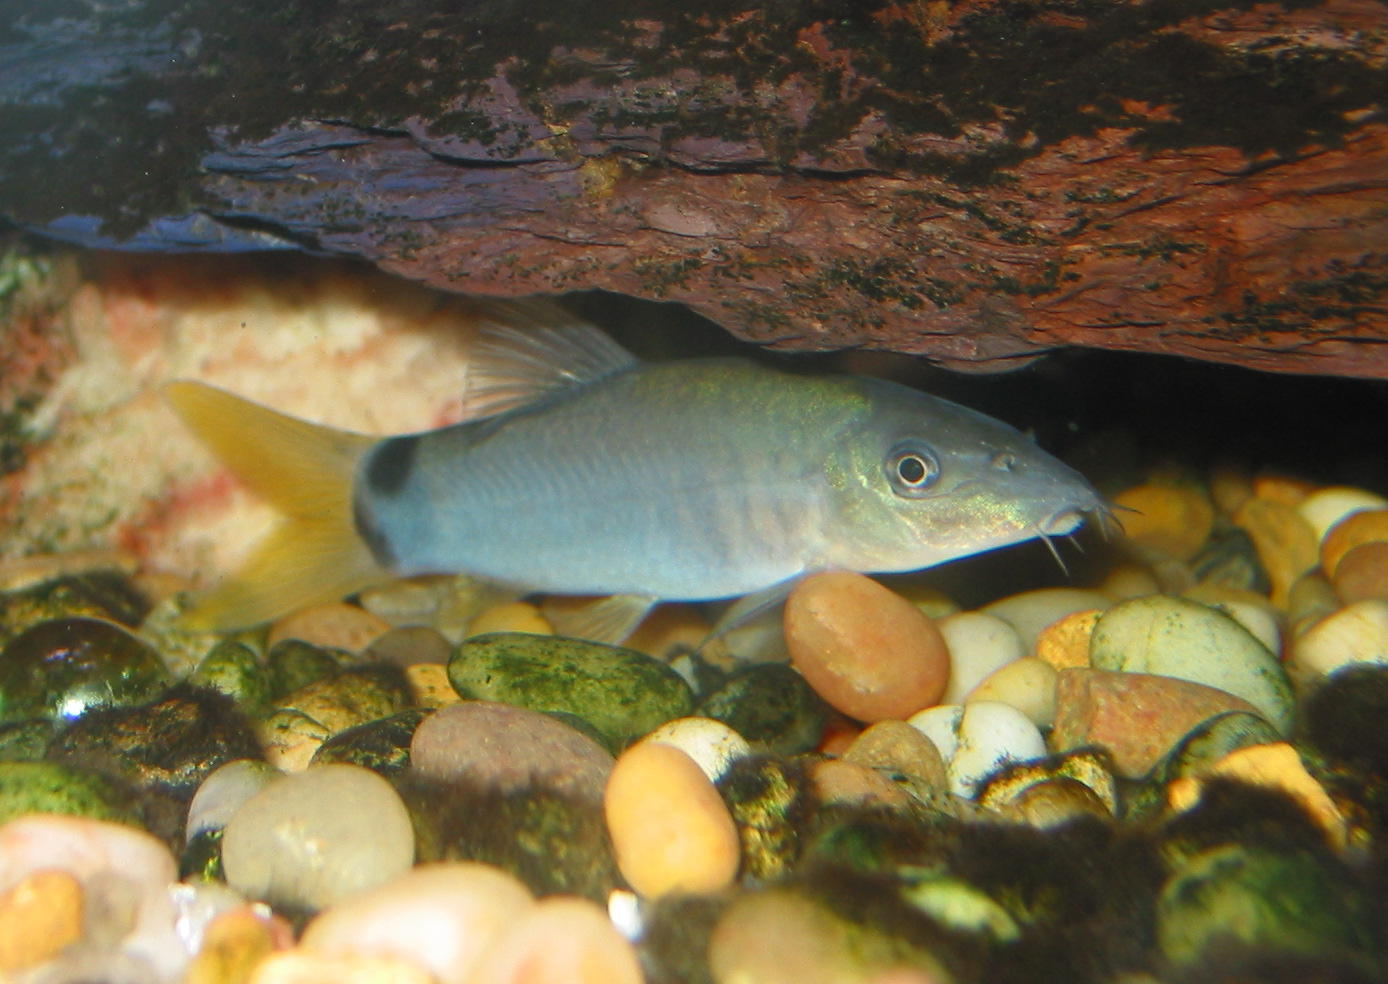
366,435,419,495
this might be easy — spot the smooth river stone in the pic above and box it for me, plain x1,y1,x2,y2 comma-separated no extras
982,588,1112,654
1289,599,1388,680
695,662,828,755
784,571,949,722
908,701,1046,798
448,632,693,745
464,896,644,984
1050,668,1266,779
301,862,534,984
1320,508,1388,577
221,763,415,912
268,602,393,654
0,868,84,972
1089,595,1293,734
842,719,948,791
187,759,281,839
604,741,740,898
966,657,1058,728
0,761,139,825
1330,540,1388,604
643,716,751,782
0,617,170,724
1112,482,1216,560
1297,485,1388,544
410,701,614,804
1231,496,1319,606
937,611,1025,704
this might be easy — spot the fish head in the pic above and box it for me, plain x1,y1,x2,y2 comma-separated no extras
819,377,1109,573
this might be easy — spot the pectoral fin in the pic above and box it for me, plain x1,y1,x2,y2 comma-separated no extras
542,593,658,646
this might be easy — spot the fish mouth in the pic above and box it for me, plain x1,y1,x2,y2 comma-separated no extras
1033,500,1121,574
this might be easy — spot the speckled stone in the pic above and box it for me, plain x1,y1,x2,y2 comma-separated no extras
0,617,170,725
448,632,693,745
410,701,615,804
696,662,829,755
0,719,54,761
311,708,429,774
222,763,415,912
841,720,948,792
0,760,138,825
265,639,342,699
189,640,273,714
273,665,411,737
0,571,150,647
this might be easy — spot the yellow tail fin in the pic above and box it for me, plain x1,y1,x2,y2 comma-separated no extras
164,381,386,631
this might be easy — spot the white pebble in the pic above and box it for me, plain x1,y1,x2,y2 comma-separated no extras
187,759,280,840
949,701,1047,798
1297,486,1388,543
222,764,415,912
906,704,963,764
1290,598,1388,680
966,657,1058,727
642,717,751,782
982,588,1112,653
938,611,1025,704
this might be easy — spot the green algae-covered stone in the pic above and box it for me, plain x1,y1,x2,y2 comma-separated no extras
697,662,828,755
0,719,54,761
311,708,429,775
189,640,272,713
1157,845,1380,974
0,571,151,646
448,632,694,745
0,617,170,725
0,760,140,825
1089,595,1293,733
275,665,411,736
267,638,342,698
717,755,814,882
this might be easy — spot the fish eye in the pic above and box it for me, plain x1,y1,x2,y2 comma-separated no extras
885,441,940,497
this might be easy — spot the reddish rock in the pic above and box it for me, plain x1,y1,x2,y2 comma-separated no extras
1050,668,1264,779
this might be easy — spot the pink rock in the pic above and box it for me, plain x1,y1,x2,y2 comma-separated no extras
1049,668,1265,779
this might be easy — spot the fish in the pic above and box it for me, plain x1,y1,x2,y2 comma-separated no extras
165,300,1111,640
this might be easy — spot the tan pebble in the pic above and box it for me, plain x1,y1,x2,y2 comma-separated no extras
185,906,293,984
1098,564,1163,601
811,759,911,810
467,600,552,637
966,658,1058,728
367,625,453,667
1289,598,1388,680
624,604,712,660
1251,472,1317,507
938,611,1025,704
464,896,643,984
255,709,330,772
1112,483,1215,560
0,869,84,971
1209,461,1254,517
886,580,960,620
1232,496,1319,607
406,664,462,709
1331,541,1388,605
843,720,948,791
302,863,534,984
604,741,740,897
994,776,1112,828
1167,742,1347,849
1297,486,1388,543
269,603,393,654
1033,609,1101,671
982,588,1111,653
784,571,949,722
819,717,862,756
249,949,436,984
1321,509,1388,578
1287,571,1343,638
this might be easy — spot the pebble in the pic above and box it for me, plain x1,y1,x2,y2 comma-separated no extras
909,701,1047,798
365,625,453,666
250,949,435,984
449,632,693,745
311,708,429,774
467,600,553,636
265,639,342,699
190,640,273,713
268,602,393,654
1112,482,1216,560
621,603,711,660
1032,608,1100,670
966,657,1058,727
0,814,183,978
1165,742,1348,848
604,740,740,897
410,700,615,804
0,616,170,724
1288,598,1388,680
1088,594,1293,734
272,665,410,736
1329,539,1388,604
187,759,280,840
937,611,1025,704
1049,668,1266,779
1296,485,1388,543
0,760,139,825
1286,570,1343,637
300,862,534,984
405,662,461,708
1181,585,1282,655
1250,472,1317,506
1319,507,1388,576
783,571,949,722
255,708,333,772
982,588,1112,654
696,662,829,755
463,896,644,984
0,868,84,971
810,758,911,810
183,905,294,984
1231,496,1319,606
221,764,415,912
842,719,949,791
643,716,751,782
1098,564,1163,601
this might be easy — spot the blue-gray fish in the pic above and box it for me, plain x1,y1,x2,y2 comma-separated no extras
165,301,1109,636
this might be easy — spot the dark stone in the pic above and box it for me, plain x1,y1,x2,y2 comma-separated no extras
311,708,429,775
697,662,828,755
189,639,273,713
0,718,54,761
266,638,342,698
0,571,152,645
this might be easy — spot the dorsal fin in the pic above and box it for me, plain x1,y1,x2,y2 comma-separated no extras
461,298,640,419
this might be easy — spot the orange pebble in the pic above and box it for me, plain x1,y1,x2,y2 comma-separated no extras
1111,483,1215,560
269,602,392,653
784,571,950,722
1331,540,1388,604
465,897,644,984
1251,472,1318,507
0,869,83,971
1033,609,1101,671
1321,508,1388,577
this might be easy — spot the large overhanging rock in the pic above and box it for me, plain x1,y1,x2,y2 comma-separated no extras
1,0,1384,374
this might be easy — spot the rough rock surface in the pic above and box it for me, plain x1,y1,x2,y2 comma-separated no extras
1,0,1385,374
